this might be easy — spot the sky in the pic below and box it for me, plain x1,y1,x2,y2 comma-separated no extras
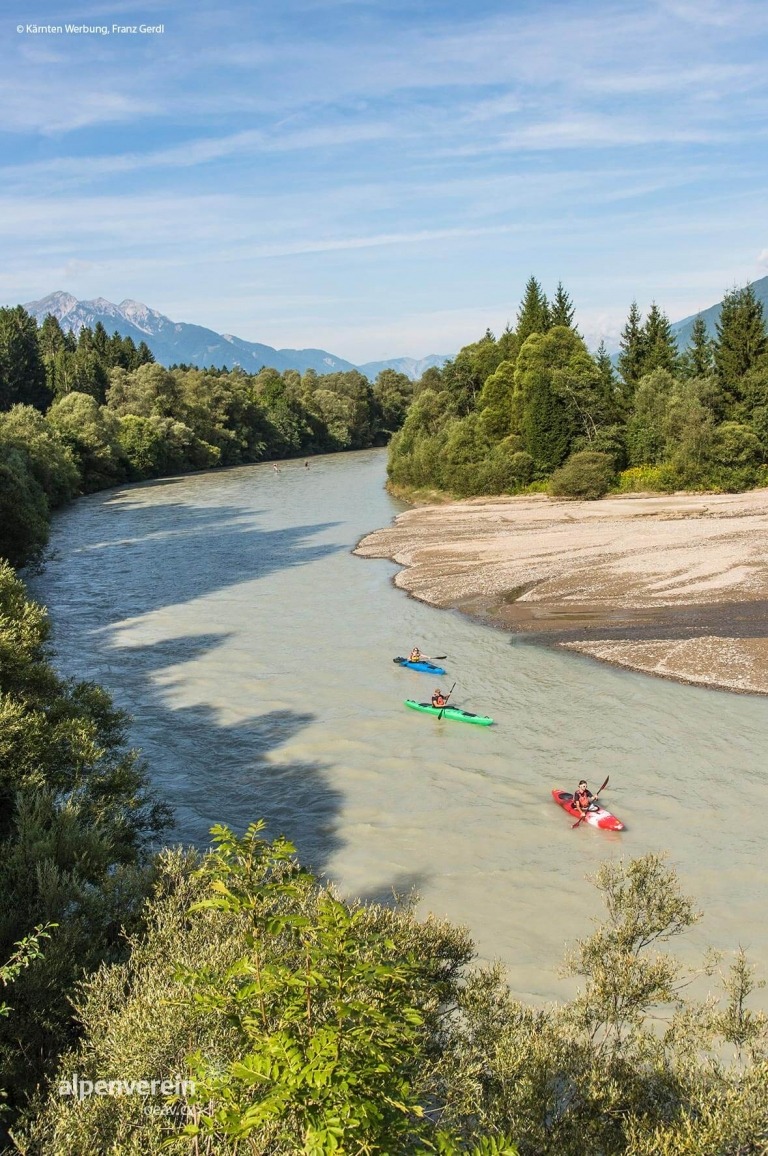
1,0,767,363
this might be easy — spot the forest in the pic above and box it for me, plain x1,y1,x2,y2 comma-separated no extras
0,305,414,568
387,279,768,502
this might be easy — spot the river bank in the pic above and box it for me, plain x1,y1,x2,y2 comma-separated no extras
355,488,768,694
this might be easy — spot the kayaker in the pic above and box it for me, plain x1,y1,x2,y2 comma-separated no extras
573,780,595,815
409,647,422,663
431,688,448,708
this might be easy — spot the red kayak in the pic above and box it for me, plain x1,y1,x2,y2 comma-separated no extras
552,789,625,831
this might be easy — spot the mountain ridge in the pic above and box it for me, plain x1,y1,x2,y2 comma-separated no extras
22,291,448,381
669,273,768,349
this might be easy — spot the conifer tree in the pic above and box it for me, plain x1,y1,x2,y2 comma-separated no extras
594,340,618,413
516,276,550,344
642,302,679,375
136,340,156,366
714,285,768,398
37,314,67,361
617,301,645,398
0,307,51,412
549,282,577,330
92,320,109,359
681,316,715,379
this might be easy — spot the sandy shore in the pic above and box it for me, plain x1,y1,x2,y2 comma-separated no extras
355,489,768,694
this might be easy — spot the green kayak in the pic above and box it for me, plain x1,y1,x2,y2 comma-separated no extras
404,699,494,726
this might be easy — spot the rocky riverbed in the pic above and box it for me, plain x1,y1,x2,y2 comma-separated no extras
355,489,768,694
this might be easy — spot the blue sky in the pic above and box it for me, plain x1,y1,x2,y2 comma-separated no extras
2,0,767,362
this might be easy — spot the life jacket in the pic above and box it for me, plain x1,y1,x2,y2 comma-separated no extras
574,787,592,809
432,694,446,707
409,651,421,662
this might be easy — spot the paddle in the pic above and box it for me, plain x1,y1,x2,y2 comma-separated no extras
571,775,610,828
438,682,456,720
423,654,447,661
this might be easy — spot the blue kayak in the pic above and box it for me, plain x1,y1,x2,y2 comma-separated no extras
393,656,447,675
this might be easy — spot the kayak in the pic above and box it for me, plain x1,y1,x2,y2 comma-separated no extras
405,699,494,726
394,656,447,675
551,789,625,831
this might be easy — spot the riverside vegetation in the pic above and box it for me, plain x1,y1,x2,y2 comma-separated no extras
387,279,768,501
1,300,767,1151
0,305,415,568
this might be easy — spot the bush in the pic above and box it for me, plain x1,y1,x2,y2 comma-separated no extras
614,465,671,493
548,450,615,499
0,450,50,567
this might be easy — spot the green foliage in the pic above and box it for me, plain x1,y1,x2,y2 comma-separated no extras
515,331,580,471
373,369,414,437
0,405,80,508
618,301,646,398
625,369,676,466
549,283,577,331
0,564,171,1114
17,834,768,1156
22,825,516,1155
436,854,768,1156
478,361,516,441
47,392,127,492
681,316,715,380
642,302,679,376
615,465,671,493
0,449,51,567
516,277,550,345
564,854,700,1044
548,450,615,499
714,285,768,400
0,307,51,412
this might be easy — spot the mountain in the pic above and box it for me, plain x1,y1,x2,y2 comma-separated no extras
22,292,449,380
356,355,447,380
670,274,768,350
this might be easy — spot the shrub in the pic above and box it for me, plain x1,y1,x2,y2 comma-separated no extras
548,450,615,500
614,465,671,493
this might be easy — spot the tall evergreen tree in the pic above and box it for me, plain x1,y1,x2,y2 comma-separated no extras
0,307,51,412
642,302,679,375
617,301,645,398
92,321,110,359
681,316,715,379
714,285,768,398
594,339,618,413
136,340,156,366
549,282,577,331
37,314,67,361
516,276,550,344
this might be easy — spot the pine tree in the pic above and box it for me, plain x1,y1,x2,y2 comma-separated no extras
681,317,714,379
92,321,109,359
136,341,156,366
617,301,645,398
38,315,69,398
642,302,679,375
38,314,67,360
549,282,577,331
516,276,550,344
594,340,618,414
714,285,768,398
0,306,51,412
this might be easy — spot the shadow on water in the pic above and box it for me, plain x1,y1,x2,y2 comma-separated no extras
38,494,351,873
56,497,345,625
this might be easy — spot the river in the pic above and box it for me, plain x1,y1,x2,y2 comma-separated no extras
29,448,768,1003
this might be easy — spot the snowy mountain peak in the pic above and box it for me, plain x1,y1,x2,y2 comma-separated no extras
21,291,450,379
